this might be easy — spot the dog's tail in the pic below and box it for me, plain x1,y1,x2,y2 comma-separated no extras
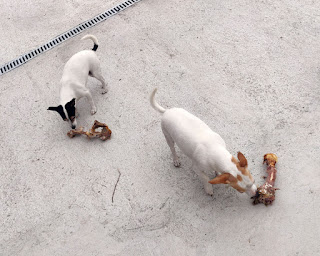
81,34,99,51
150,88,166,113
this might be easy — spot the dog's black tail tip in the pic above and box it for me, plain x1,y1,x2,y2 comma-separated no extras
92,44,98,51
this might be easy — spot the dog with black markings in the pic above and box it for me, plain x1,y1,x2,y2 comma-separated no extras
48,35,108,129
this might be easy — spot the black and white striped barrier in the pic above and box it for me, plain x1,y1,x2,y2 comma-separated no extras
0,0,141,76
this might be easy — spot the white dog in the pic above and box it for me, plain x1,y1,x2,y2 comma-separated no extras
48,35,107,129
150,88,257,197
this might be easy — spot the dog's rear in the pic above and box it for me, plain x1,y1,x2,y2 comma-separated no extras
61,35,102,84
150,88,226,159
81,35,99,51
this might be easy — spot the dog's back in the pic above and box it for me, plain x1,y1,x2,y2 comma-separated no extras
161,108,226,159
61,50,99,85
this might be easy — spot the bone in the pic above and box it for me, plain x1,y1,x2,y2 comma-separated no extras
252,153,278,206
67,120,112,141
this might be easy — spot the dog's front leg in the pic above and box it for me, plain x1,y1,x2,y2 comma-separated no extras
85,91,97,115
192,162,214,196
75,98,80,117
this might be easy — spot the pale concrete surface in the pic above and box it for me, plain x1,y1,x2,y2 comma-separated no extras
1,0,320,255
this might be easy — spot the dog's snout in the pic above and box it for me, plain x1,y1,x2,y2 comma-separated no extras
71,118,77,129
247,184,257,196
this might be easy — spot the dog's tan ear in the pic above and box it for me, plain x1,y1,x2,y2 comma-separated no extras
208,173,231,184
237,152,248,167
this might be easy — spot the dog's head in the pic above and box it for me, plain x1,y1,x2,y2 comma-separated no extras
48,98,77,129
208,152,257,196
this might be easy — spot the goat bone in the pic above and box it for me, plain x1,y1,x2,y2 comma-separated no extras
252,153,278,206
67,120,112,141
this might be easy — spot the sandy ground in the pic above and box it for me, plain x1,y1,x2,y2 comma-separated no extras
1,0,320,255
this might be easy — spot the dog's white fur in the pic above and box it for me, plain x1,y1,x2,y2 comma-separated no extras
59,34,107,128
150,88,257,197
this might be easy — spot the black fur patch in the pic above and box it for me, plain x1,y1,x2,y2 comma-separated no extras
92,44,98,51
48,105,67,121
65,98,76,121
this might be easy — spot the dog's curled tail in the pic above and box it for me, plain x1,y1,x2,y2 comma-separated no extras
81,34,99,51
150,88,166,113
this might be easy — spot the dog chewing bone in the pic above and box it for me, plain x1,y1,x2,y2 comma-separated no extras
48,34,108,129
150,88,257,197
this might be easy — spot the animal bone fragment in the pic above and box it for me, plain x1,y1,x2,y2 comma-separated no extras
67,120,111,141
252,153,279,206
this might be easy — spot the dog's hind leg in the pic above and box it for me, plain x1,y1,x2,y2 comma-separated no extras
90,67,108,94
161,125,181,167
84,90,97,115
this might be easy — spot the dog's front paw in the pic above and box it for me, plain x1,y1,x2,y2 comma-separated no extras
204,184,214,196
91,107,97,115
173,159,181,167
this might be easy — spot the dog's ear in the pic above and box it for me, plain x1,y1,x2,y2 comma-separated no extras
65,98,76,119
208,173,231,184
237,152,248,168
65,98,76,108
48,106,58,111
47,105,67,121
